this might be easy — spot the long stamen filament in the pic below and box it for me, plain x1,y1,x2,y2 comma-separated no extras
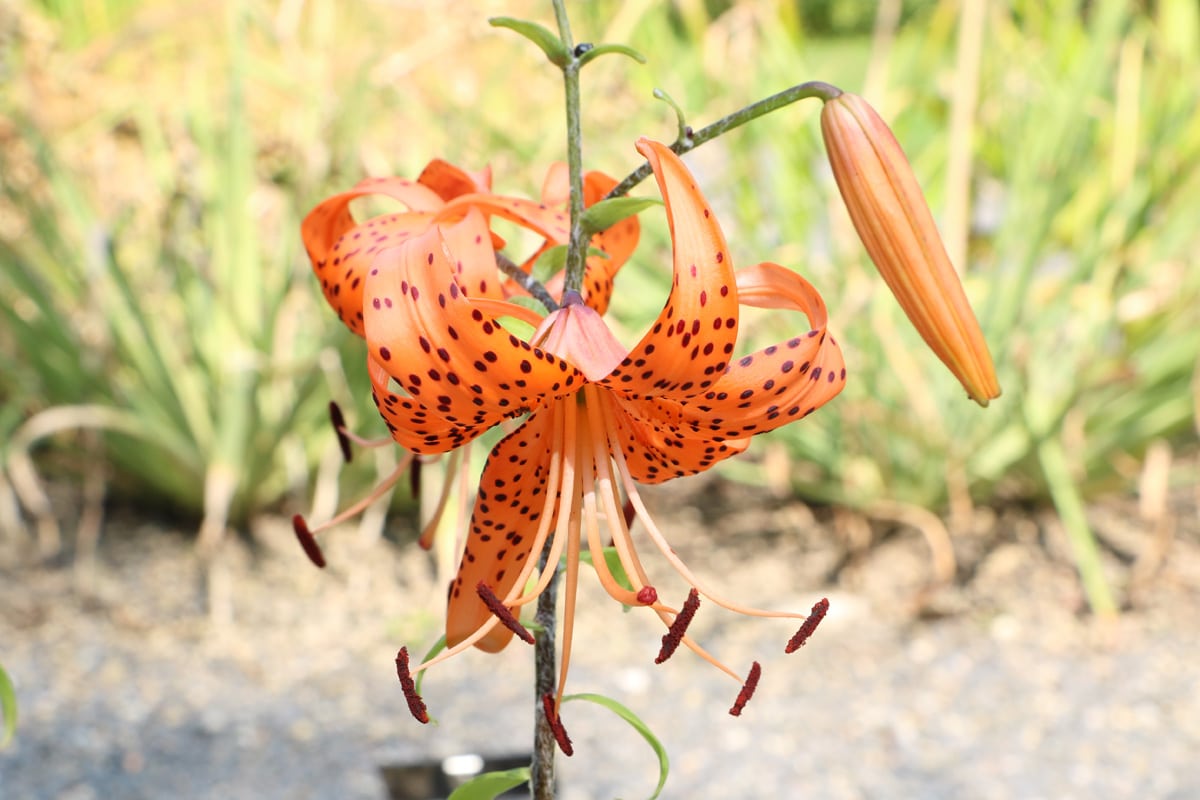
588,396,747,683
339,428,393,450
417,449,463,550
579,397,654,607
413,407,570,677
305,452,415,536
506,402,577,609
585,390,657,593
555,487,583,709
599,402,806,621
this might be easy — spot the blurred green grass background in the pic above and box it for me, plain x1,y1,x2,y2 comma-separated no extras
1,0,1197,612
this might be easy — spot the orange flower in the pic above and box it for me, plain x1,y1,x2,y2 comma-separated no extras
301,157,639,336
295,158,640,547
359,139,841,732
820,92,1001,406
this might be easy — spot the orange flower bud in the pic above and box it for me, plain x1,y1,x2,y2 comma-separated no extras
821,92,1001,406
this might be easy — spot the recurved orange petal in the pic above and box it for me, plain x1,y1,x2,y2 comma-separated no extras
440,193,571,245
366,355,490,454
670,263,846,439
602,393,751,484
418,158,492,201
302,177,445,336
603,139,739,399
364,226,583,425
438,207,505,300
446,409,557,651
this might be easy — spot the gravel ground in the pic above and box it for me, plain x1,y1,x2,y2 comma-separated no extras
2,476,1199,800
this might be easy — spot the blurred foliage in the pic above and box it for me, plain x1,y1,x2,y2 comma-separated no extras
1,0,1197,593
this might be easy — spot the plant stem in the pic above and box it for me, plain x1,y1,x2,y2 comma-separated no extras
530,545,561,799
496,252,559,312
531,8,576,798
604,80,844,199
553,1,588,297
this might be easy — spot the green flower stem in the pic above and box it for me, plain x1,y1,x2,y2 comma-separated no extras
530,546,562,800
533,10,574,799
496,253,559,311
604,80,844,200
554,2,589,298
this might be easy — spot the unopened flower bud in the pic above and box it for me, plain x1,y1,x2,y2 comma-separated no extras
821,92,1001,406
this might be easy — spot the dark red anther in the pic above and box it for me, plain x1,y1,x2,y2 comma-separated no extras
542,693,574,756
728,661,762,717
476,582,535,644
655,588,700,664
785,597,830,654
621,498,636,531
292,514,326,569
395,647,430,724
328,401,352,463
409,458,422,498
636,586,658,606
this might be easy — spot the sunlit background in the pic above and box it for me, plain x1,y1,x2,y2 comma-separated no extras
2,0,1198,798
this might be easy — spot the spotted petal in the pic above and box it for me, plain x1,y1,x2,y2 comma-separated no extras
447,409,556,652
302,177,444,336
364,226,583,428
438,207,506,300
440,193,571,245
666,262,846,439
603,139,739,399
603,393,752,484
366,355,490,455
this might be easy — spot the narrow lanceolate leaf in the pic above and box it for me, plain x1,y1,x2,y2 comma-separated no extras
578,547,634,593
446,767,531,800
488,17,569,66
563,693,670,800
533,245,608,280
414,636,447,697
820,92,1001,407
577,43,647,67
0,663,16,747
580,197,661,237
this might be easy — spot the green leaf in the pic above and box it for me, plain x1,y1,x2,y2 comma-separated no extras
447,767,531,800
563,693,669,799
533,245,568,279
578,43,648,67
414,636,446,698
653,88,690,143
494,296,544,341
0,663,16,748
578,547,634,593
489,17,569,66
532,244,609,280
580,197,661,236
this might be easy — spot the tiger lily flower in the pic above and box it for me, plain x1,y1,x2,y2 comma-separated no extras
301,157,639,337
295,158,639,548
366,138,842,734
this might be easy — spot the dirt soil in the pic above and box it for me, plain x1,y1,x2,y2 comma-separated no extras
2,475,1199,800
